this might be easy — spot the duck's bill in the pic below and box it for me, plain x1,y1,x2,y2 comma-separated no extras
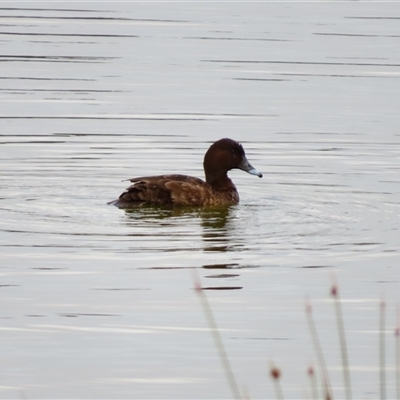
238,157,263,178
247,167,263,178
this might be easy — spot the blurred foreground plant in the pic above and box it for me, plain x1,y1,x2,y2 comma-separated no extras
193,272,400,400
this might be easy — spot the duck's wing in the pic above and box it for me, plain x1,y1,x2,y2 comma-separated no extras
109,174,211,207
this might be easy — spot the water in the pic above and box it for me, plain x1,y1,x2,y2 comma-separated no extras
1,3,399,399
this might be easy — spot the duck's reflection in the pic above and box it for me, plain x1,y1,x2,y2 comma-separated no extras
122,205,244,289
122,204,234,252
199,206,232,252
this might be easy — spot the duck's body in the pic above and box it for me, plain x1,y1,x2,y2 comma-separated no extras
112,174,239,207
109,138,262,208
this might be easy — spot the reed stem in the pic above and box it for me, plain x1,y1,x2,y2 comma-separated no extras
270,364,284,400
305,298,333,400
331,283,352,399
192,271,241,400
396,308,400,400
380,299,386,400
307,365,319,400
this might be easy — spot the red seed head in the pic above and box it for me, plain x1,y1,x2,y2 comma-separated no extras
307,366,314,376
270,367,281,380
330,284,338,297
191,270,203,293
193,279,202,293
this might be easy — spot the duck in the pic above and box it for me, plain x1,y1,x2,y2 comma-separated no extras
109,138,262,208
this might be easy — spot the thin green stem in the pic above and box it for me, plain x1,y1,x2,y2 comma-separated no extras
192,270,241,400
307,366,319,400
396,307,400,400
331,283,352,400
380,299,386,400
270,364,284,400
305,298,332,400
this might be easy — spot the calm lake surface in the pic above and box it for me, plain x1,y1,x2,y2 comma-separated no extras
1,2,399,399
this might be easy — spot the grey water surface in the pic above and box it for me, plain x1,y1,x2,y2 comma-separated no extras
1,2,400,399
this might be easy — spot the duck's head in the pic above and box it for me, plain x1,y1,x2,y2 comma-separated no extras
203,138,262,184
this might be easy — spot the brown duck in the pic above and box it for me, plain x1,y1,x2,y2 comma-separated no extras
109,138,262,207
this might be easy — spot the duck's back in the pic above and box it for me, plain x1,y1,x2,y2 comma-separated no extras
110,174,236,207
